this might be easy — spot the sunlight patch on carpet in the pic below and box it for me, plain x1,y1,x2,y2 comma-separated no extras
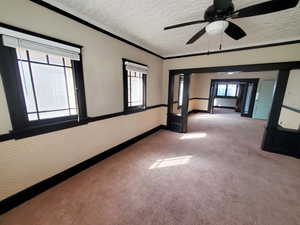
149,156,192,169
180,132,207,140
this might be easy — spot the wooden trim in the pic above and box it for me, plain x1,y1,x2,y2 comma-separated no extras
170,62,300,74
213,106,236,110
189,109,210,114
165,40,300,60
0,125,167,215
189,97,209,100
30,0,163,59
282,105,300,114
0,133,13,142
0,105,167,142
146,104,167,110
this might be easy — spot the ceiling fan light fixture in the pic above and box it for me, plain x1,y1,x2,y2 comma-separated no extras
205,20,229,35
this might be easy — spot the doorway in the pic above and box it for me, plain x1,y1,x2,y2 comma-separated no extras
209,78,259,118
253,80,276,120
167,73,190,133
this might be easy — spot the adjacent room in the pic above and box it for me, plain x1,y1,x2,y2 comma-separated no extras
0,0,300,225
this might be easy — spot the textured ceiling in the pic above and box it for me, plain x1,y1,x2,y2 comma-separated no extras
42,0,300,57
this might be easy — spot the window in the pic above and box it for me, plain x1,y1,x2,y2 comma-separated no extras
178,75,184,107
217,84,227,96
17,49,78,121
216,83,238,97
123,59,147,113
227,84,238,97
0,31,87,138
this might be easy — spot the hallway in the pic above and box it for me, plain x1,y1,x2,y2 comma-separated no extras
1,112,300,225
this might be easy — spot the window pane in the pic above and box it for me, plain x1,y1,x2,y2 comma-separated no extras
31,63,69,111
17,48,28,60
48,55,64,65
70,108,77,115
64,58,72,67
28,50,47,63
39,110,70,119
28,113,38,121
179,77,184,106
217,84,226,96
18,61,37,113
130,73,143,106
66,68,77,109
128,75,131,105
227,84,237,97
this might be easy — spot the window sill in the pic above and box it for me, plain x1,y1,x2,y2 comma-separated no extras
124,107,146,115
11,118,88,140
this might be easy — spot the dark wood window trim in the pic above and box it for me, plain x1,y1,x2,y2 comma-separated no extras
0,39,88,140
122,58,147,114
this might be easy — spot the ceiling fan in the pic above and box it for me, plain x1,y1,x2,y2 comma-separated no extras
164,0,299,45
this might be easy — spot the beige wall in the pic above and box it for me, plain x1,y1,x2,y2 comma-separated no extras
0,78,11,134
188,99,209,112
0,0,164,200
0,108,164,200
278,69,300,130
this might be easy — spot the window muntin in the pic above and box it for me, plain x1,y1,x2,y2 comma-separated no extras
17,48,78,121
128,70,144,107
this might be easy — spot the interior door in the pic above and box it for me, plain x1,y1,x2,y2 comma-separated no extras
241,79,259,117
167,73,190,133
253,80,276,120
209,81,218,114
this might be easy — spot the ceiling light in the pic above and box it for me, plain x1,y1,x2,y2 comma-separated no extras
205,21,229,35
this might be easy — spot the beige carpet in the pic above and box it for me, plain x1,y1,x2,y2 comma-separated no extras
1,110,300,225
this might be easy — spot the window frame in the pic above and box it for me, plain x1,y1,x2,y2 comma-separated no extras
216,82,238,98
0,39,87,139
122,58,147,114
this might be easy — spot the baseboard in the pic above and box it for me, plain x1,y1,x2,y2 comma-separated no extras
213,106,236,110
0,124,167,215
189,110,209,114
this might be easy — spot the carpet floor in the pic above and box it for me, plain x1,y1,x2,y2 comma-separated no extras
1,110,300,225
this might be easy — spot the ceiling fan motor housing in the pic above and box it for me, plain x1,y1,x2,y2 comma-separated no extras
204,4,234,21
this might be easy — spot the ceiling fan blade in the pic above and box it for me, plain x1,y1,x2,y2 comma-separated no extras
214,0,233,10
233,0,299,18
164,20,207,30
225,21,247,40
186,27,206,45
